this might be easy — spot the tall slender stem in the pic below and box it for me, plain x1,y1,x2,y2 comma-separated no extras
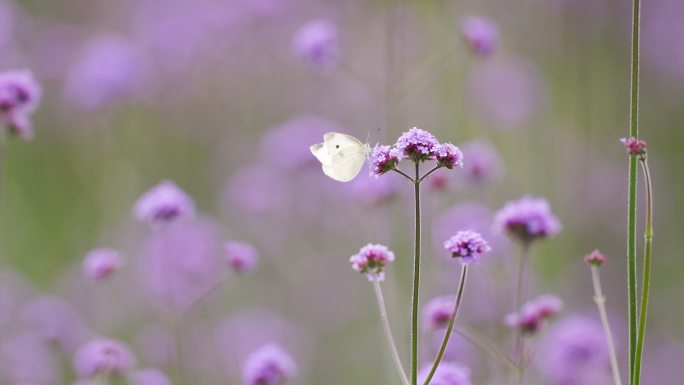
422,265,468,385
410,161,421,385
633,159,652,385
512,244,531,385
0,137,5,264
591,266,623,385
626,0,641,380
373,280,411,385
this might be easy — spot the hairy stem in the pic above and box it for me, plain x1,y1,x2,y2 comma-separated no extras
591,266,623,385
410,161,421,385
373,280,411,385
422,265,468,385
633,158,652,385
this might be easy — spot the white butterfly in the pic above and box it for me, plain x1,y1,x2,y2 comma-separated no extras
310,132,371,182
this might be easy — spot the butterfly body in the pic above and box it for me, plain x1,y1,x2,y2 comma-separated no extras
310,132,371,182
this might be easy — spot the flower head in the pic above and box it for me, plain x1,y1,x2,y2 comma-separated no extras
82,248,122,281
460,16,499,57
418,362,473,385
73,338,136,377
292,19,339,70
494,196,561,244
0,69,42,140
506,294,563,334
395,127,439,162
349,244,395,281
620,137,647,157
242,344,297,385
369,145,401,175
443,230,491,264
423,295,455,330
584,249,606,267
133,181,195,224
224,241,259,274
435,143,464,169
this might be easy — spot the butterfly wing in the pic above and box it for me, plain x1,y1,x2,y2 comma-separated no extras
311,133,368,182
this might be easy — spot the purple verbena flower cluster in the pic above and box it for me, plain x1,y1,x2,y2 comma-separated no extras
494,195,561,244
133,180,196,224
443,230,491,264
459,16,499,57
505,294,563,334
224,241,259,274
0,69,42,140
349,243,395,281
242,344,297,385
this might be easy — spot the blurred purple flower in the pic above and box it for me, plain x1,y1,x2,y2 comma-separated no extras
133,180,195,224
226,165,291,216
494,195,561,244
64,35,151,110
584,249,606,267
135,325,176,368
537,316,612,385
349,243,396,281
242,344,297,385
292,19,339,70
396,127,439,162
417,362,472,385
224,241,259,274
435,143,464,169
443,230,491,264
348,173,398,206
128,368,171,385
17,296,90,352
459,140,503,186
423,295,455,331
73,338,136,378
466,58,545,130
505,294,563,334
82,248,122,282
369,145,401,176
0,69,42,140
460,16,499,57
0,332,60,385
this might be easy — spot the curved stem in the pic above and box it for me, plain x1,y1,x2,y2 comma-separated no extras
419,166,442,183
422,265,468,385
633,158,652,385
393,168,415,183
410,161,421,385
591,266,623,385
373,280,411,385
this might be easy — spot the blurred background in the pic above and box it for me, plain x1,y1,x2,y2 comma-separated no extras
0,0,682,384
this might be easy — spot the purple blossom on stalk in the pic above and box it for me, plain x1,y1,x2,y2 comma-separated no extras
0,69,42,140
395,127,439,162
460,141,504,185
584,249,606,267
459,16,499,57
224,242,259,274
73,338,136,377
349,244,395,281
494,195,561,244
417,362,473,385
369,145,400,175
242,344,297,385
133,181,195,224
423,295,455,330
505,294,563,334
443,230,491,264
620,137,647,157
292,19,339,70
128,368,171,385
82,248,122,281
435,143,464,169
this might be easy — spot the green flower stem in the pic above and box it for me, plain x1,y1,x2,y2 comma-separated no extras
591,266,623,385
513,244,531,385
373,280,411,385
421,265,468,385
633,158,653,385
410,161,421,385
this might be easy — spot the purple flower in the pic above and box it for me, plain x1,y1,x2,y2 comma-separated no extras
82,248,122,282
620,137,647,157
505,294,563,334
128,369,171,385
537,316,611,385
349,244,396,281
443,230,491,264
292,19,339,70
494,196,561,244
242,344,297,385
584,249,606,267
369,145,400,175
0,332,60,385
460,16,499,57
423,295,455,330
435,143,464,169
133,181,195,224
459,141,503,185
224,242,259,274
395,127,439,162
73,338,136,377
17,296,90,353
0,69,42,140
418,362,472,385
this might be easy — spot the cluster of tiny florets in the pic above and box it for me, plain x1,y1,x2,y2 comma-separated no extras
505,294,563,334
620,137,647,158
435,143,465,169
0,69,42,140
349,244,396,281
423,295,456,330
242,344,297,385
370,145,401,176
584,249,606,267
494,196,561,244
443,230,491,264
